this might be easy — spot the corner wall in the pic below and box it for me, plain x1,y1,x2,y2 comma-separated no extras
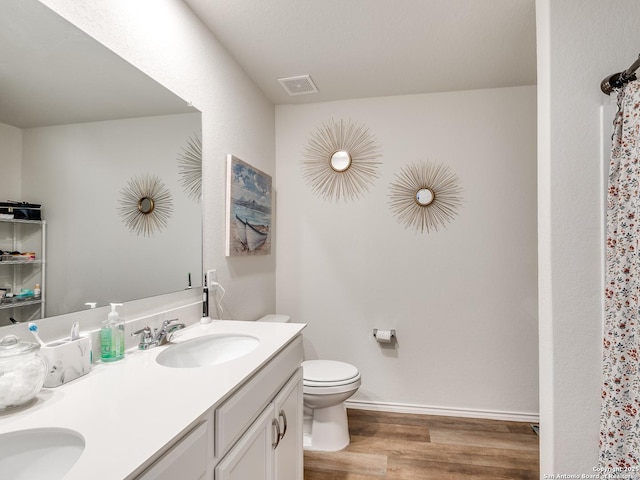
0,123,22,200
537,0,640,474
275,86,538,417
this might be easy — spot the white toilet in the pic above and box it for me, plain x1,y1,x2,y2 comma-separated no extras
257,314,361,452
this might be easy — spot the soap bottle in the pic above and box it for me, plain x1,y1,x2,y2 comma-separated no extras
100,303,124,362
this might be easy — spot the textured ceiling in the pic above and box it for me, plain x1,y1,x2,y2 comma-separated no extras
0,0,193,128
184,0,537,105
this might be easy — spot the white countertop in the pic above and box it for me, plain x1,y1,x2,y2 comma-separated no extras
0,319,306,480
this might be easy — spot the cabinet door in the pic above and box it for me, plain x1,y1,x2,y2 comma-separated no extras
215,404,276,480
273,368,303,480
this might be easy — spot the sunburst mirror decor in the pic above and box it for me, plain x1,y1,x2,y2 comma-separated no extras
388,161,463,233
177,133,202,202
302,118,382,201
119,174,173,237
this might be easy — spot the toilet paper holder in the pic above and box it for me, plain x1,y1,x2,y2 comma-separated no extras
372,329,396,340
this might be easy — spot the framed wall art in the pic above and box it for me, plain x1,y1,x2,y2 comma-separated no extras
225,155,272,256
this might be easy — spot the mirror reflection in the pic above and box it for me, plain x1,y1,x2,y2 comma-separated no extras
415,188,435,206
0,0,202,326
330,150,352,172
138,198,156,215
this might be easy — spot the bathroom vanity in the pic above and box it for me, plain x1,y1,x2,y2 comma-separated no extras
0,319,305,480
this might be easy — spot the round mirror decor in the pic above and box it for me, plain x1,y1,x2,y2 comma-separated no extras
415,188,434,206
388,161,463,233
302,119,382,202
177,133,203,203
119,174,173,237
330,150,352,172
137,197,155,214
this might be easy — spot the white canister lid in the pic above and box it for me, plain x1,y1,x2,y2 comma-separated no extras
302,360,359,383
0,334,39,359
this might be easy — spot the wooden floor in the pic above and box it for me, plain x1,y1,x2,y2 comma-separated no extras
304,409,539,480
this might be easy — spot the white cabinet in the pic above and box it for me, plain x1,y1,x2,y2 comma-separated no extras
215,368,303,480
0,218,46,324
134,334,304,480
215,336,303,460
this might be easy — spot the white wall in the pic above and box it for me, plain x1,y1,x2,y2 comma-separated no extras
537,0,640,475
21,113,201,316
38,0,276,321
275,86,538,418
0,123,22,200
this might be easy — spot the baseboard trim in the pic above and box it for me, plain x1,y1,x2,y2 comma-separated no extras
345,400,540,423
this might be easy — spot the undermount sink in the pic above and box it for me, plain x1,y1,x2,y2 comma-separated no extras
156,334,260,368
0,428,85,480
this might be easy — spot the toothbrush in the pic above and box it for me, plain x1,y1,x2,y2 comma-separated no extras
202,273,209,318
70,322,80,341
28,322,47,347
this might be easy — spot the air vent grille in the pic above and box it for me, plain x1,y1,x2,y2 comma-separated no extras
278,75,318,96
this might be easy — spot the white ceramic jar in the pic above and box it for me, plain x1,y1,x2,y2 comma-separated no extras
0,334,47,410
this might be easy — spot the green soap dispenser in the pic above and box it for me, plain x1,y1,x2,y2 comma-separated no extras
100,303,124,362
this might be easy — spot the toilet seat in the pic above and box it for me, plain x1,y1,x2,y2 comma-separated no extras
302,360,360,387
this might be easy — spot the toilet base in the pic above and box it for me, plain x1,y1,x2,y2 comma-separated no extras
303,403,350,452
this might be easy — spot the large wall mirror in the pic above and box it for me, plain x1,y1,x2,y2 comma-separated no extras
0,0,202,326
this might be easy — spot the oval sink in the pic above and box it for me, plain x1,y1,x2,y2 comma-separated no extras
0,428,85,480
156,334,260,368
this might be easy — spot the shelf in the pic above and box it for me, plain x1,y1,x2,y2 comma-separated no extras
0,219,46,320
0,218,45,225
0,298,43,310
0,259,44,265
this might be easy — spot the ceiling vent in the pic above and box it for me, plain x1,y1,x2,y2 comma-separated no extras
278,75,319,96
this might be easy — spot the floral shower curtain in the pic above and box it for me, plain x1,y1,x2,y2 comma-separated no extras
601,80,640,472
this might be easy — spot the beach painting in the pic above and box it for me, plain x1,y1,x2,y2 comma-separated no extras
225,155,272,256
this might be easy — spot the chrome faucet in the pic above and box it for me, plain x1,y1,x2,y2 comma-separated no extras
155,319,187,345
132,319,186,350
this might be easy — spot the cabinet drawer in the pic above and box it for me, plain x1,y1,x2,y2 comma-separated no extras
137,421,209,480
215,335,303,458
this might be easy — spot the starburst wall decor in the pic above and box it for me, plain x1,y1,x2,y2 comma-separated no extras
177,133,202,203
118,174,173,237
302,119,382,202
388,161,463,233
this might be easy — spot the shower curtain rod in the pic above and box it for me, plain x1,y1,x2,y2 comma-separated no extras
601,54,640,95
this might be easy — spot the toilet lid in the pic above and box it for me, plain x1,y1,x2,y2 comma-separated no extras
302,360,359,386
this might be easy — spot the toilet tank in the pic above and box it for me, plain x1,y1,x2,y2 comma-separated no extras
257,314,291,323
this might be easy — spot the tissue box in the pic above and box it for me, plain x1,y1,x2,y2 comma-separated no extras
40,336,92,388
